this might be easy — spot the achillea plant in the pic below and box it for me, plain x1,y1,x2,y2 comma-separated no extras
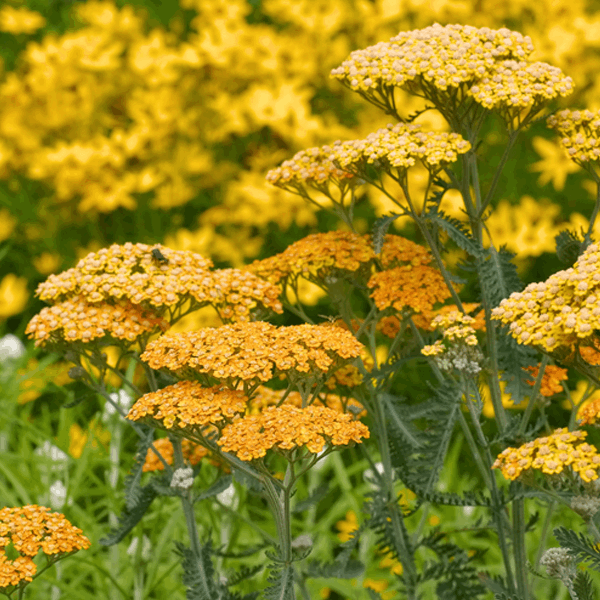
22,20,600,600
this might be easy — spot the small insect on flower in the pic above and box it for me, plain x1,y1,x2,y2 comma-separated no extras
151,248,169,264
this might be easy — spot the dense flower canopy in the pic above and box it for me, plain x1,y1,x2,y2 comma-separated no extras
330,23,573,118
25,295,169,347
33,243,282,321
493,428,600,483
217,404,370,461
491,242,600,353
127,381,248,430
0,505,90,589
140,321,364,385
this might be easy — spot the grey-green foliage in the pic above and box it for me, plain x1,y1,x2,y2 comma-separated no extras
555,229,585,266
554,526,600,572
99,430,164,546
372,213,400,254
386,380,462,493
426,208,484,258
419,532,487,600
573,571,596,600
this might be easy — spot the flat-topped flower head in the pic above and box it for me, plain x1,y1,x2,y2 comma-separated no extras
0,505,89,588
548,109,600,165
368,264,451,314
248,231,375,285
34,243,281,323
25,295,169,348
329,124,470,174
378,234,433,268
492,242,600,354
331,24,572,125
141,321,363,387
578,398,600,427
524,364,568,397
492,428,600,483
217,404,370,461
127,381,247,431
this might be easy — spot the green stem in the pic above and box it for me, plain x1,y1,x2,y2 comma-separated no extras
534,501,556,570
518,356,549,437
512,489,529,600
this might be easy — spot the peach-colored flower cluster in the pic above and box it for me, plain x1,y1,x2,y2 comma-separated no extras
248,385,365,416
142,437,210,472
248,231,375,285
217,404,369,461
140,321,363,384
330,124,471,173
34,242,282,322
378,235,433,268
331,24,572,115
524,364,568,397
127,381,247,430
368,264,451,314
25,295,169,347
0,505,90,588
547,109,600,164
491,242,600,353
492,428,600,483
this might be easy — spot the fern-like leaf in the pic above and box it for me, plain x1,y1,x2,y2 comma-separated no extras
372,213,400,254
555,229,584,266
554,526,600,571
263,563,295,600
573,570,596,600
174,539,218,600
426,210,484,258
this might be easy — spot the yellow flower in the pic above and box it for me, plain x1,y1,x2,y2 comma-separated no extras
32,253,62,276
530,136,580,190
0,209,16,243
0,6,46,35
336,510,358,542
0,274,29,319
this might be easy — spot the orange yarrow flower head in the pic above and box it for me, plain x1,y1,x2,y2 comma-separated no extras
492,428,600,484
524,364,568,397
421,311,483,375
34,243,282,325
331,24,573,126
492,242,600,358
127,381,247,434
140,321,363,389
247,231,375,287
0,505,90,590
578,398,600,428
217,404,370,461
25,295,169,349
547,109,600,166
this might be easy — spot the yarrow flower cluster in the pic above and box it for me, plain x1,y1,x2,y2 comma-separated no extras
33,243,282,325
248,231,375,286
140,321,363,385
577,397,600,427
127,381,248,430
524,364,568,397
330,23,572,118
217,404,370,461
492,428,600,483
421,311,483,375
491,242,600,353
368,265,451,314
25,295,169,347
547,109,600,165
0,505,90,589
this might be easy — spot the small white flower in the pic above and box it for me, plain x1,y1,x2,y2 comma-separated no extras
0,334,25,362
217,483,238,509
103,389,132,419
49,480,67,509
170,467,194,490
127,535,152,561
35,441,68,463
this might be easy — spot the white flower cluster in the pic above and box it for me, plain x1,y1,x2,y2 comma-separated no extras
170,467,194,490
